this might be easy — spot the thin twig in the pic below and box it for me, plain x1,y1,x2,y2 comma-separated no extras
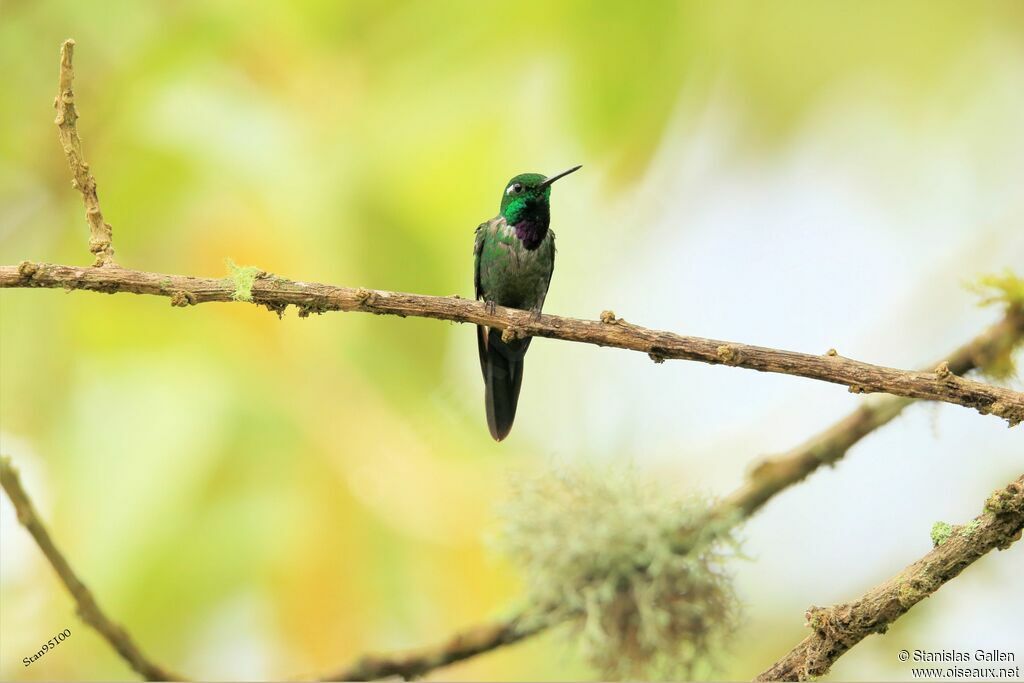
704,303,1024,524
3,262,1023,425
756,474,1024,682
0,456,182,681
53,39,116,266
319,308,1024,680
322,614,547,681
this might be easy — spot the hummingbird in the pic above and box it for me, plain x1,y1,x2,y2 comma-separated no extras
474,165,582,441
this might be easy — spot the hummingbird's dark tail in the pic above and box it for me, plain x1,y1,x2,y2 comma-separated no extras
477,325,529,441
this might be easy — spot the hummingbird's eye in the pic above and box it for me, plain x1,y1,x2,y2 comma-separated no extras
506,183,524,196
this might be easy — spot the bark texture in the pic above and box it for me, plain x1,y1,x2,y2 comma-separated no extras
53,40,116,266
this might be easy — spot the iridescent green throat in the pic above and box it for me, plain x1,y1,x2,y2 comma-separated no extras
500,173,552,250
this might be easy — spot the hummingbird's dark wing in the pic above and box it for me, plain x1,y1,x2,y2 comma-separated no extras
474,221,490,379
542,229,555,309
473,220,487,301
473,218,525,441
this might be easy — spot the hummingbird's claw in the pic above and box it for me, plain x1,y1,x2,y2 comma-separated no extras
485,300,497,316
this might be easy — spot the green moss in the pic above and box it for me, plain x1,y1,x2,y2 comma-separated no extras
494,463,740,680
930,521,954,547
225,258,261,302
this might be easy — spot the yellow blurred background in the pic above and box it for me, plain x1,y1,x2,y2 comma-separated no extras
1,1,1022,680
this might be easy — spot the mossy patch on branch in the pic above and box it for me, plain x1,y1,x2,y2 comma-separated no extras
929,519,988,547
930,521,954,547
225,258,261,302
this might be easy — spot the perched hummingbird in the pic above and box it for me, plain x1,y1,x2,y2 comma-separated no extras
474,165,582,441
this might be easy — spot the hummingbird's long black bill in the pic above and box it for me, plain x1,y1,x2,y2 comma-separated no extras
539,164,582,188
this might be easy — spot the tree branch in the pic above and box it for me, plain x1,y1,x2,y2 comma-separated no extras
3,261,1022,426
322,614,547,681
53,39,116,266
755,474,1024,682
0,456,182,681
319,308,1024,680
709,304,1023,523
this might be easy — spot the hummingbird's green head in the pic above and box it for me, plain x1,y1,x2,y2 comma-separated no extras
499,165,581,223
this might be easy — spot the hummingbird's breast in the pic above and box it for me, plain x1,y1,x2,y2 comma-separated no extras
511,200,550,250
477,218,555,311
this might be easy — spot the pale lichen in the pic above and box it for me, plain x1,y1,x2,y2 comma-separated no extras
501,326,527,343
717,344,741,366
169,290,195,307
969,270,1024,308
967,271,1024,380
494,463,740,680
18,261,38,280
225,258,261,302
985,478,1024,515
930,521,954,547
355,287,376,307
959,519,981,537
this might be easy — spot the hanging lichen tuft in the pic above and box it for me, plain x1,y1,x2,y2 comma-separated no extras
495,462,742,680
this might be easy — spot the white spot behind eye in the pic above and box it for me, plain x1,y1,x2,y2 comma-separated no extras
506,183,523,196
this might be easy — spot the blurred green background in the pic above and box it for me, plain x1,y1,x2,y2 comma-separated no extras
2,1,1023,680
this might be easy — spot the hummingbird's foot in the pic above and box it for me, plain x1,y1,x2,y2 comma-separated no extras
529,307,543,323
485,300,497,315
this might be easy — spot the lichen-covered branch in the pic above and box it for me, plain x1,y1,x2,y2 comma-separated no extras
0,456,182,681
319,309,1024,680
755,474,1024,682
3,262,1023,426
54,39,115,266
